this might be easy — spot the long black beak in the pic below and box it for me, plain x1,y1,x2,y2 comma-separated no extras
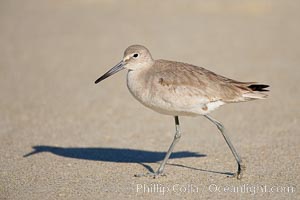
94,61,125,84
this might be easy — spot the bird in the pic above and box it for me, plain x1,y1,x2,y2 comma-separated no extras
94,45,269,179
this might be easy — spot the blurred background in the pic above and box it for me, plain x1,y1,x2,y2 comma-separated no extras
0,1,299,199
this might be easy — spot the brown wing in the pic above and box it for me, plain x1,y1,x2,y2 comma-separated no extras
153,60,251,102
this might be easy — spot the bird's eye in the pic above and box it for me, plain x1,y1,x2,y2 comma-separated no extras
133,53,139,58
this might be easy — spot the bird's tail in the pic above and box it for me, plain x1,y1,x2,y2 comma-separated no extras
248,84,269,92
242,83,269,100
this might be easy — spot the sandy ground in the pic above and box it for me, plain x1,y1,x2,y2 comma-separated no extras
0,0,299,199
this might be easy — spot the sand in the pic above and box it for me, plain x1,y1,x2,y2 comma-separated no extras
0,0,299,199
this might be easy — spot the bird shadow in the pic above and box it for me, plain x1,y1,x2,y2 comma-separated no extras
23,145,233,176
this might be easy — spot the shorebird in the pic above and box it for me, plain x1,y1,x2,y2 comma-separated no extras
94,45,269,179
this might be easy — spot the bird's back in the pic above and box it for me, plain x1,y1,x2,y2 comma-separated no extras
152,60,268,102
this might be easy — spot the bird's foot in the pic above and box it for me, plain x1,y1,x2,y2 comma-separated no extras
134,171,166,179
233,163,246,180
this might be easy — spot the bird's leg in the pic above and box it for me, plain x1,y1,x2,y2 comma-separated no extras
204,115,245,179
135,116,181,178
156,116,181,175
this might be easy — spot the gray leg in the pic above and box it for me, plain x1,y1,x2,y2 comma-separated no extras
135,116,181,178
204,115,245,179
156,116,181,175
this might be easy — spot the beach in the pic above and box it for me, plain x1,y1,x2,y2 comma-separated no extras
0,1,299,199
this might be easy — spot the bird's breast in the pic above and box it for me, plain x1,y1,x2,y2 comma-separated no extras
126,70,172,114
126,70,151,106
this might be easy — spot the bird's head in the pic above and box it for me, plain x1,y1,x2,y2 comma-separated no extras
95,45,153,84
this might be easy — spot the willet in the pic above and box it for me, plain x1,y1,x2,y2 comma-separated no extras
94,45,269,179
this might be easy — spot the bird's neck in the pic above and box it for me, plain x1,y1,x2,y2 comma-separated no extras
126,67,152,103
